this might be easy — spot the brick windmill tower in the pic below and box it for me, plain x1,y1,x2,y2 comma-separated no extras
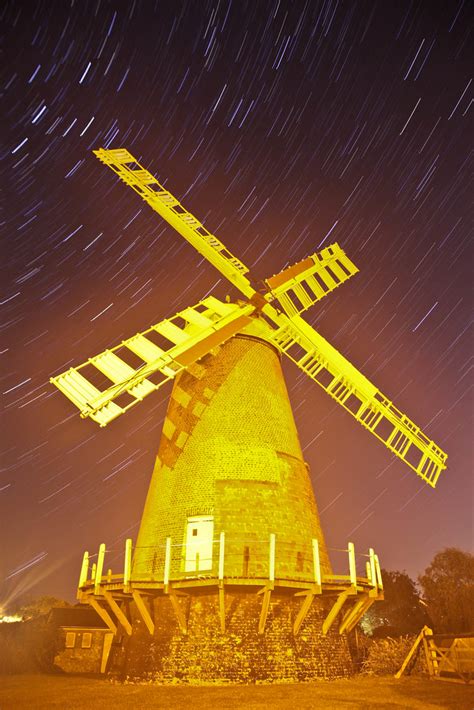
51,149,447,682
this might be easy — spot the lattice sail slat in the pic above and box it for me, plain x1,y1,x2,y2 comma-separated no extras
51,297,255,426
265,244,359,317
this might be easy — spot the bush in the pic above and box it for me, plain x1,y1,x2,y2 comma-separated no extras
361,635,427,676
0,617,57,675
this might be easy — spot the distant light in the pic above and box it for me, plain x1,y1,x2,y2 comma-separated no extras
0,614,23,623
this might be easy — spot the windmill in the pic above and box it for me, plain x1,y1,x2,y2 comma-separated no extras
51,148,447,681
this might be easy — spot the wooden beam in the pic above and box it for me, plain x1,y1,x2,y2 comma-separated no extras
88,597,117,634
258,588,272,635
163,537,171,591
123,538,132,591
293,591,315,635
312,539,322,586
132,590,154,635
294,583,322,598
395,625,431,678
218,532,225,581
374,554,383,589
78,551,89,588
95,543,106,595
269,533,276,582
218,582,225,633
423,628,440,677
103,590,132,636
77,551,89,600
339,594,370,634
348,542,357,586
168,589,187,635
322,589,352,636
369,548,377,593
345,597,375,633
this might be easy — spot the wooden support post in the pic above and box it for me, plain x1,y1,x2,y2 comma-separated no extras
348,541,357,586
257,533,275,634
218,532,225,633
132,590,154,635
95,543,106,595
369,548,377,592
101,633,114,674
91,562,97,581
89,597,117,634
106,568,112,581
269,533,276,582
124,538,132,591
422,627,439,677
218,532,225,581
374,554,383,589
312,539,321,586
164,537,171,591
168,590,187,635
103,590,132,636
218,586,226,634
322,589,352,636
258,587,272,635
77,551,89,599
365,560,372,583
293,591,315,635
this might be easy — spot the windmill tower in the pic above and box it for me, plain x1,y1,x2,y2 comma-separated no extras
51,148,447,682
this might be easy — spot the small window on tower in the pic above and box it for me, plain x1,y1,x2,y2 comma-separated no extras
192,528,198,536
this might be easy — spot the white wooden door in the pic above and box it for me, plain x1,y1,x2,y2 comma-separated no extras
185,516,214,572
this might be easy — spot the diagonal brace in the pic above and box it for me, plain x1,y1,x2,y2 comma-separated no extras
103,590,132,636
293,585,322,635
322,588,354,636
167,588,187,635
258,586,272,635
88,597,117,634
132,590,154,635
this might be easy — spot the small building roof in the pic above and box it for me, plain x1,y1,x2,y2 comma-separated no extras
48,605,108,629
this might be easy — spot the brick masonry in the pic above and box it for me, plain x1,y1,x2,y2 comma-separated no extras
110,591,355,682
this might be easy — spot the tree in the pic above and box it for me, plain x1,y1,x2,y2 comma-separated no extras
6,595,70,621
360,569,430,636
419,547,474,633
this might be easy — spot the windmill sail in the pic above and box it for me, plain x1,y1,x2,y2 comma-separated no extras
93,148,255,299
265,244,359,317
266,313,447,487
50,297,255,426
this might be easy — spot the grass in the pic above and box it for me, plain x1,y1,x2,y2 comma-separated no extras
0,674,473,710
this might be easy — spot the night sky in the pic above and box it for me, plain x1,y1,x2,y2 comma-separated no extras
2,1,472,608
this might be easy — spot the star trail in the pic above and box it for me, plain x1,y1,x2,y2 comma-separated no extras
2,1,472,606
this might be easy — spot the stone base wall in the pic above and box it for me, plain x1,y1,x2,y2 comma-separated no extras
110,589,355,683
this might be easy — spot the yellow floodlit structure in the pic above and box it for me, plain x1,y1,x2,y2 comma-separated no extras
50,148,447,682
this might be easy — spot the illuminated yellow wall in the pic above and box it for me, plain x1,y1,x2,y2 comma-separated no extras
133,323,331,580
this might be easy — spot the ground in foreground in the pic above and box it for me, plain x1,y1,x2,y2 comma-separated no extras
0,674,473,709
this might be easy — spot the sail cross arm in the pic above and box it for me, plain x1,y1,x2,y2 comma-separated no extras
50,298,256,426
93,148,255,300
268,313,447,487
